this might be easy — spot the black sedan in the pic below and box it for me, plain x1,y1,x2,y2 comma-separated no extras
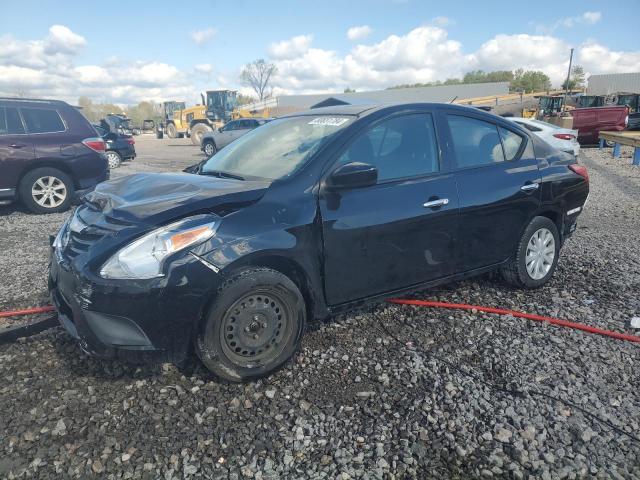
51,103,589,381
93,123,136,169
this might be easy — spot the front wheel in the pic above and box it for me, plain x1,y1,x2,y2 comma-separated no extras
203,140,216,157
166,123,177,139
501,216,560,288
196,268,306,382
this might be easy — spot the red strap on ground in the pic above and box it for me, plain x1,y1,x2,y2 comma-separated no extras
387,299,640,344
0,306,56,318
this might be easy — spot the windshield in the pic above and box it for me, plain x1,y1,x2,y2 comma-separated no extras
200,115,353,180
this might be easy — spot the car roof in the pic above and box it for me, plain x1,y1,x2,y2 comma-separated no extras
0,97,69,107
283,102,507,119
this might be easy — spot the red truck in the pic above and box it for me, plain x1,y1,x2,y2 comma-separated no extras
570,105,629,145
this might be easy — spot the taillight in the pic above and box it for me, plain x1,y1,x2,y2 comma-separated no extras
553,133,575,141
569,164,589,182
82,137,106,153
127,138,135,145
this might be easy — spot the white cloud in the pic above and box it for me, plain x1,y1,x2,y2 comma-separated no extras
431,16,453,27
1,22,639,104
268,35,313,60
0,25,196,104
45,25,86,54
194,63,214,74
271,26,640,94
347,25,373,41
190,28,216,46
536,11,602,33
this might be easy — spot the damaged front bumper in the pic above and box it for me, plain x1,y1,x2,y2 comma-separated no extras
48,247,222,363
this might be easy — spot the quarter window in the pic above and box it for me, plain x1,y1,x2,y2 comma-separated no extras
338,113,440,181
499,127,524,161
21,108,65,133
447,115,505,168
0,107,26,135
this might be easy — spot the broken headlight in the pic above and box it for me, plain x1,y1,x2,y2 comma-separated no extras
100,216,218,279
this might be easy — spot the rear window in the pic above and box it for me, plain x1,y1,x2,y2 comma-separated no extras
21,108,66,133
0,107,26,135
447,114,505,168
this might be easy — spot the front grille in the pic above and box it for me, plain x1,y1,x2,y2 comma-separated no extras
62,205,135,260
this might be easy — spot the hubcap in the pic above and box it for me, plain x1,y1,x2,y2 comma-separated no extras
205,143,214,156
106,152,120,168
220,291,291,367
525,227,556,280
32,176,67,208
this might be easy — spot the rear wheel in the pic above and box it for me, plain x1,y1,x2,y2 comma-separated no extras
166,123,177,138
19,167,74,214
106,151,122,169
195,267,306,382
501,216,560,288
191,123,212,146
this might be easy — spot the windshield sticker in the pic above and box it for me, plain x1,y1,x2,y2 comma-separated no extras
308,117,349,127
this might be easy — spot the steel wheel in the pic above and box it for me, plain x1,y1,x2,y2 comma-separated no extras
31,176,67,209
220,290,292,368
525,227,556,280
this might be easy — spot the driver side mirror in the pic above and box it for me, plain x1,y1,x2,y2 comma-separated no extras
326,162,378,190
183,160,205,174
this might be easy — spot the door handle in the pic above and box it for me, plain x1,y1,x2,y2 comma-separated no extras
9,144,26,149
423,198,449,208
521,182,539,192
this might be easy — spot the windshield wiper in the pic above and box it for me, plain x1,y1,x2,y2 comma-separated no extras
200,170,245,181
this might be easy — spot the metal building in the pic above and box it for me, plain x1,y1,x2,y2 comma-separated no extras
241,82,510,117
586,72,640,95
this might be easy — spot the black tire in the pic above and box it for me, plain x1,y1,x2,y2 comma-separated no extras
604,139,615,148
191,123,212,146
106,150,122,169
203,140,217,157
19,167,74,214
501,216,560,289
195,267,306,382
166,123,177,139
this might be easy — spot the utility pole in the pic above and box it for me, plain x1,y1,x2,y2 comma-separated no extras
562,48,574,112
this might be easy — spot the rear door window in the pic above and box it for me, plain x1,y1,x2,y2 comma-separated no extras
0,107,26,135
498,127,525,161
446,115,505,168
21,108,66,133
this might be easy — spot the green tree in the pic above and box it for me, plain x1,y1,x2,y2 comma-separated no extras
562,65,585,91
343,87,356,93
511,69,551,93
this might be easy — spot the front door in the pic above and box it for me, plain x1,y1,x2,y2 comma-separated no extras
0,106,33,197
441,111,541,271
320,111,459,305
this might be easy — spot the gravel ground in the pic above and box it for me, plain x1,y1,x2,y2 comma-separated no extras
1,143,639,479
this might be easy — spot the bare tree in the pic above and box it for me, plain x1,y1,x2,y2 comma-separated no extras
240,59,277,101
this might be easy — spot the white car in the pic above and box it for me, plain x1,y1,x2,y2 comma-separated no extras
509,117,580,157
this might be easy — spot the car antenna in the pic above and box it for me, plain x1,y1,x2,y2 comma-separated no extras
449,96,458,104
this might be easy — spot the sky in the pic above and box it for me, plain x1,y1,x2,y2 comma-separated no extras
1,0,639,105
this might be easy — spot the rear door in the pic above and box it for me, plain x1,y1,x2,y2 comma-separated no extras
441,110,541,271
20,107,72,161
320,110,459,305
0,106,34,197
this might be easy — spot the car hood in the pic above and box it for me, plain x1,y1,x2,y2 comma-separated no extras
83,172,271,224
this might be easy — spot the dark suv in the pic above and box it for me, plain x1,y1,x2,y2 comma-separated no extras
50,103,589,382
0,98,109,213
